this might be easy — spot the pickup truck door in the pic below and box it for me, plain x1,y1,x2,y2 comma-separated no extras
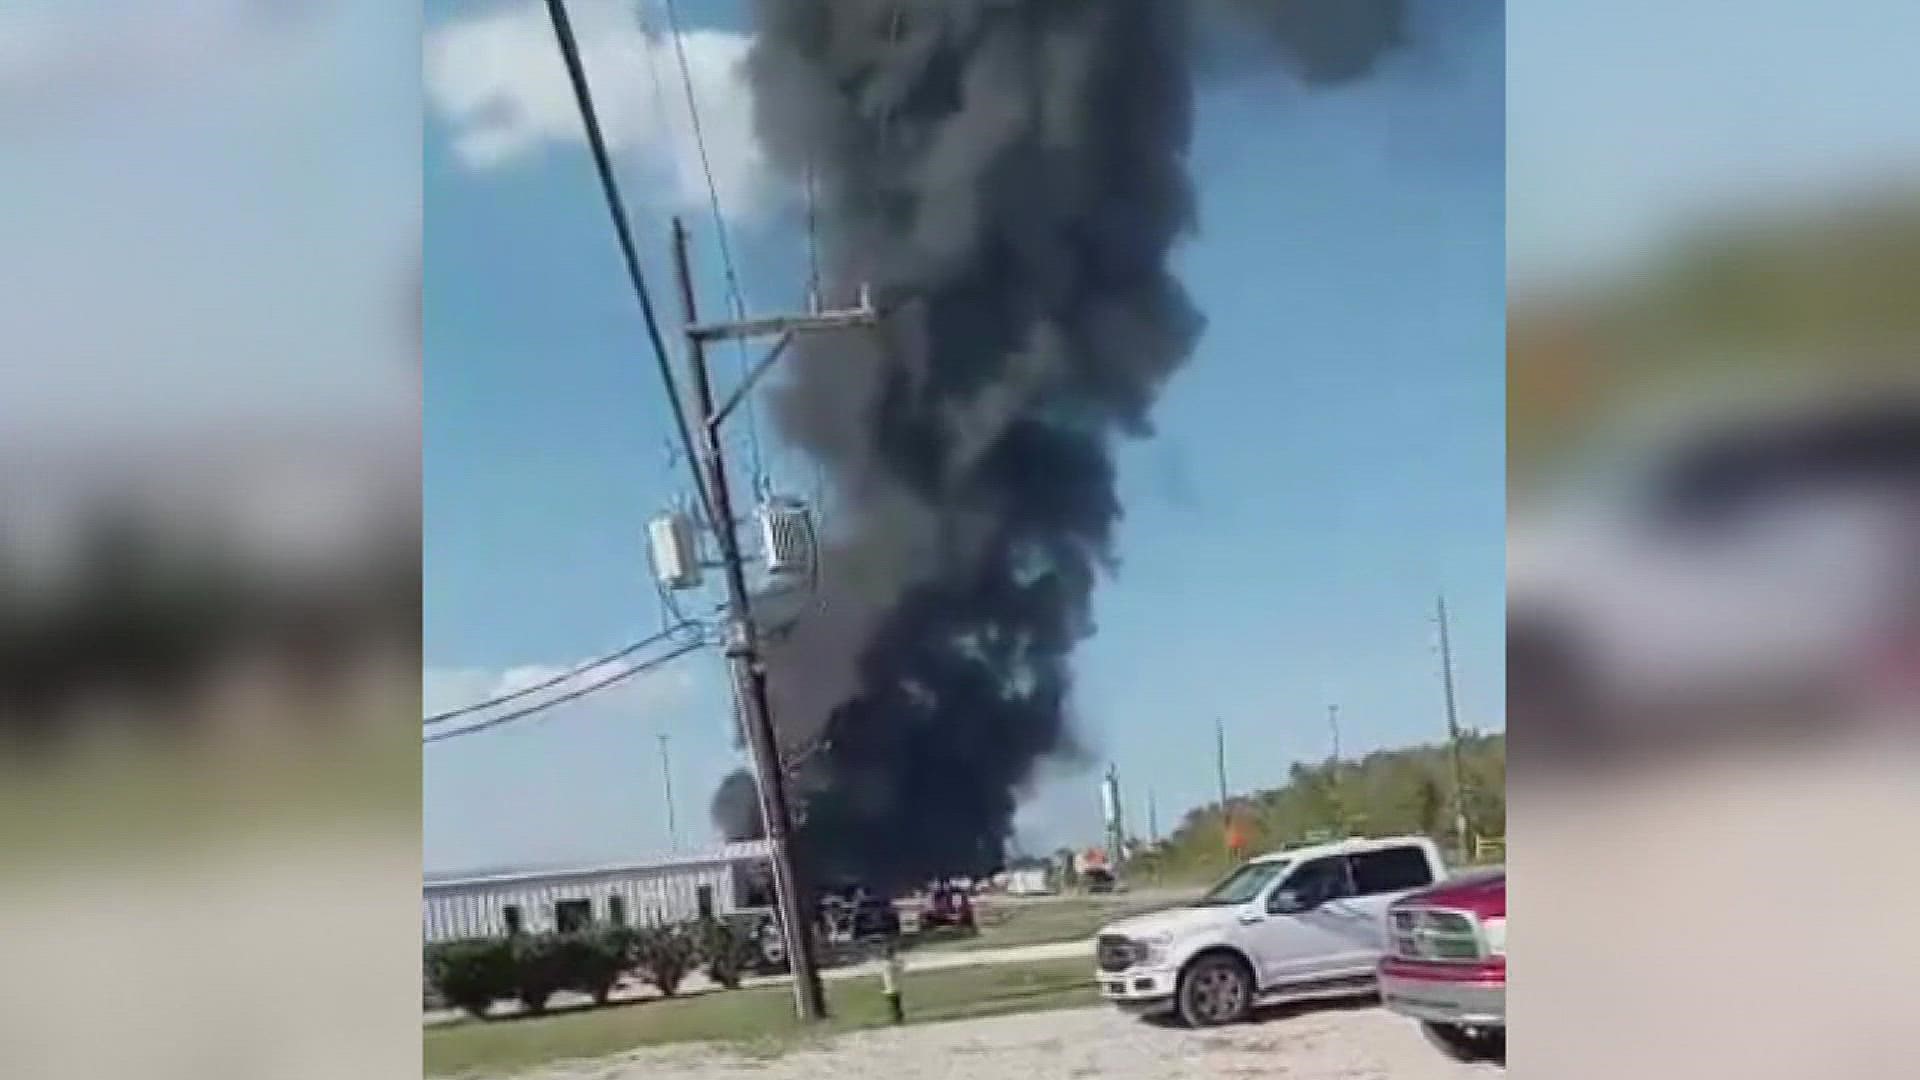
1342,843,1446,954
1240,855,1367,991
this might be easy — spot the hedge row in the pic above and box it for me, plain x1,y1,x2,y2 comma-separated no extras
425,918,762,1019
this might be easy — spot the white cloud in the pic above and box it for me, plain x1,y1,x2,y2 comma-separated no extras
425,0,775,223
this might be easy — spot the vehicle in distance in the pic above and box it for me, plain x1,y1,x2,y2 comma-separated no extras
919,881,977,930
1093,835,1445,1027
1378,866,1506,1064
818,885,901,943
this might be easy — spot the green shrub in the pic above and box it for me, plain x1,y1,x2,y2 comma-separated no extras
631,923,698,997
509,934,571,1014
696,917,759,990
560,928,631,1005
424,938,515,1020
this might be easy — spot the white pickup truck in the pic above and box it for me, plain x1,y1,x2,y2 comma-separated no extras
1094,835,1446,1026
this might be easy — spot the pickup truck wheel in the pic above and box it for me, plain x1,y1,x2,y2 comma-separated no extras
1421,1022,1505,1064
1176,954,1253,1027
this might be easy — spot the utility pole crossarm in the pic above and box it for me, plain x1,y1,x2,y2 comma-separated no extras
687,290,878,344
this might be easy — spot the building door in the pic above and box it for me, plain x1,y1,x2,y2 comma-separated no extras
555,898,592,933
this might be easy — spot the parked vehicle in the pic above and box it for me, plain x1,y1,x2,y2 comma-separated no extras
1093,835,1445,1027
1003,866,1055,896
1378,867,1505,1064
817,884,901,943
919,882,976,929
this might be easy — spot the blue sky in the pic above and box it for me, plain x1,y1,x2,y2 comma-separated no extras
1509,0,1920,287
423,0,1505,873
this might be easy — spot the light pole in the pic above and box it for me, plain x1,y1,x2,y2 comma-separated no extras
658,733,678,851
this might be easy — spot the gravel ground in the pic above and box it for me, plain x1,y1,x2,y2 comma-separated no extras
517,1002,1500,1080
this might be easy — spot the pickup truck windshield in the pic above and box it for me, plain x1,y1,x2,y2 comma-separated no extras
1193,860,1288,906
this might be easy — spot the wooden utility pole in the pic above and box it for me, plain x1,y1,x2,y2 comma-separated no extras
1326,703,1345,836
1215,717,1235,859
669,218,874,1022
1214,717,1229,810
1436,593,1472,855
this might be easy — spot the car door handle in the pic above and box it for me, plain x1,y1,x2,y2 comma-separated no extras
1238,913,1264,925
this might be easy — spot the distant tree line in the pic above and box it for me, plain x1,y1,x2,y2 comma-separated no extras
1126,732,1505,883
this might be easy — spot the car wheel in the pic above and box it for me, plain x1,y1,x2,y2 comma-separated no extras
1176,954,1253,1027
1421,1022,1505,1064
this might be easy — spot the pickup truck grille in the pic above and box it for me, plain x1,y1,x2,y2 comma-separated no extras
1388,907,1485,962
1096,934,1137,973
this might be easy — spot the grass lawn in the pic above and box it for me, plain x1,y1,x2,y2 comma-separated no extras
424,956,1101,1077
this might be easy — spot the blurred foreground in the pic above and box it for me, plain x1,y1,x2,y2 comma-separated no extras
1509,19,1920,1069
0,2,419,1078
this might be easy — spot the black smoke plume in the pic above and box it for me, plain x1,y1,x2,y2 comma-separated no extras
711,0,1413,888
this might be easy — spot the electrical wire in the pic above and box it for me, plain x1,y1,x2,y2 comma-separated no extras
542,0,714,528
659,0,767,496
633,0,676,140
424,621,699,725
425,638,707,745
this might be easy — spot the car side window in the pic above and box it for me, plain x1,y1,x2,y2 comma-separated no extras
1348,845,1435,896
1271,855,1353,912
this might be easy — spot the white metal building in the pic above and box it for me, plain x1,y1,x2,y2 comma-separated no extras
422,840,773,943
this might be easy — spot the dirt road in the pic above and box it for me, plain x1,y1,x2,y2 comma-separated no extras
517,1003,1498,1080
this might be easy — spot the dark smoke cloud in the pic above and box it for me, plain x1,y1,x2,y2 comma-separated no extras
713,0,1416,888
710,768,766,842
1212,0,1407,83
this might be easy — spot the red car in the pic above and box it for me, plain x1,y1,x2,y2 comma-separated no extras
920,882,975,929
1377,867,1505,1064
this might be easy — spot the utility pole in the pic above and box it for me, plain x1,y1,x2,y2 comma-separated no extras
658,733,678,851
1214,717,1229,810
1215,716,1233,859
668,218,872,1022
1326,703,1345,837
1435,593,1472,856
1147,788,1159,846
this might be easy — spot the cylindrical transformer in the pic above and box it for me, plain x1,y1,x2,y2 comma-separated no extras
648,512,703,589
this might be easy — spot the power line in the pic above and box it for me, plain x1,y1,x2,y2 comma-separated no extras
423,621,698,725
425,639,706,745
633,0,677,142
659,0,766,493
541,0,713,527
